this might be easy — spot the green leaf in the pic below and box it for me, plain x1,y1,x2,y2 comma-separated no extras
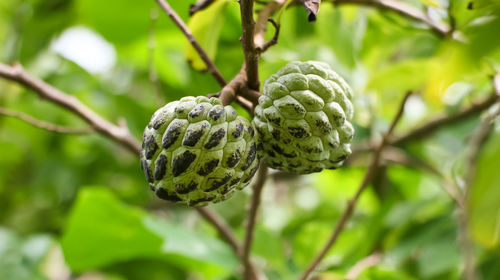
0,228,53,280
367,59,434,94
61,187,237,274
467,130,500,248
185,0,227,70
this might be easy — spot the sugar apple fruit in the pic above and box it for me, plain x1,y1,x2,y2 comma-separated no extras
253,61,354,174
140,96,259,207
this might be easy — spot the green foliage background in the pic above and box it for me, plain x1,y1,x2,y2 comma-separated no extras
1,0,500,279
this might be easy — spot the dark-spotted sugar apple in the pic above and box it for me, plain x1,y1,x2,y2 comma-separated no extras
140,96,259,207
253,61,354,174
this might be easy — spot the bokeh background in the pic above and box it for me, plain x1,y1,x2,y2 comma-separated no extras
1,0,500,279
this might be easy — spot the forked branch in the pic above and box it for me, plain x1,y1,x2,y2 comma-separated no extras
0,62,140,154
298,91,413,280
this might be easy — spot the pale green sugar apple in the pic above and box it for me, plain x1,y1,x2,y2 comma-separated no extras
253,61,354,174
140,96,259,207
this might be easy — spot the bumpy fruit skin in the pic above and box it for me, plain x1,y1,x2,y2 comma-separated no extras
140,96,259,207
253,61,354,174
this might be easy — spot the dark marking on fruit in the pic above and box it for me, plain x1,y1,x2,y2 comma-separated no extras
330,155,347,164
197,159,219,176
226,150,242,168
271,144,297,158
206,174,232,191
241,143,257,170
208,106,225,121
281,102,306,115
163,121,184,149
247,126,255,137
188,196,215,206
267,150,276,157
141,159,153,183
302,145,322,154
243,165,259,183
144,135,158,159
153,118,166,130
336,154,348,161
172,150,197,177
229,177,241,186
183,123,208,147
327,166,338,170
175,180,198,194
287,126,309,138
315,119,332,134
189,105,206,118
232,123,243,138
155,188,182,202
204,128,225,149
221,186,233,194
271,160,283,167
267,115,281,126
154,154,167,180
271,129,281,140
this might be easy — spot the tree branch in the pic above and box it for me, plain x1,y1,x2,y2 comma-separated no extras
254,0,287,48
255,19,280,53
189,0,216,16
458,75,500,280
352,93,498,155
0,107,93,134
0,62,140,154
333,0,450,37
155,0,227,87
298,92,412,280
240,0,260,91
243,161,268,280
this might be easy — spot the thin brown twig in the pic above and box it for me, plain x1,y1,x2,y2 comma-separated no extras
243,161,268,280
332,0,450,37
155,0,227,87
352,93,498,155
0,62,140,154
240,0,260,91
345,252,382,280
254,0,287,48
256,19,281,53
189,0,216,16
458,75,500,280
0,107,93,134
196,207,264,280
465,75,500,189
298,91,413,280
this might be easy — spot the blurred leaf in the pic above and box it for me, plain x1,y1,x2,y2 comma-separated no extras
185,0,227,70
368,59,434,96
0,228,53,280
468,130,500,248
61,187,237,275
